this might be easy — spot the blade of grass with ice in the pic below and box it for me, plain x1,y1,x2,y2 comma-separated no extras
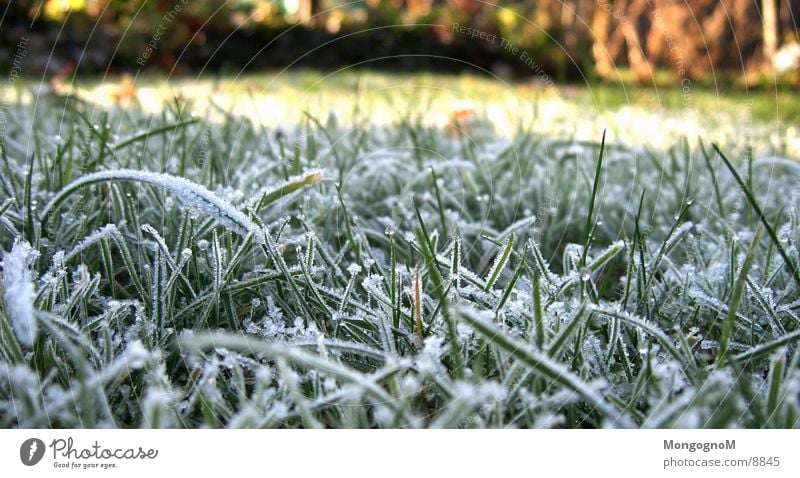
484,233,514,291
717,224,762,367
180,332,405,415
457,306,633,427
41,169,263,241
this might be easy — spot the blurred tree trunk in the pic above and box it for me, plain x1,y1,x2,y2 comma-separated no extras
781,0,800,41
591,3,613,78
619,0,654,83
590,1,654,82
559,1,579,81
298,0,320,26
762,0,780,67
534,0,558,31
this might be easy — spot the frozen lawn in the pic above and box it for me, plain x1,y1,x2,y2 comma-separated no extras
1,75,799,428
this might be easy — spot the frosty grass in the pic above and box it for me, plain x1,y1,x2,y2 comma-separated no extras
1,95,799,429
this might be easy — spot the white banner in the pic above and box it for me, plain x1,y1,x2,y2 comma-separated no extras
1,429,797,477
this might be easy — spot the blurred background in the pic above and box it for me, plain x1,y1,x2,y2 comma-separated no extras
2,0,799,84
3,1,800,152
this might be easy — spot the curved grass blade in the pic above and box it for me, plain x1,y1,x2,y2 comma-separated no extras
717,224,762,367
41,169,263,241
713,144,800,289
457,306,634,427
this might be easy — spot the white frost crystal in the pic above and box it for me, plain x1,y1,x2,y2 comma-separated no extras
2,241,39,346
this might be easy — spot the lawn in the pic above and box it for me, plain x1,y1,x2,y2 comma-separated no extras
1,72,799,428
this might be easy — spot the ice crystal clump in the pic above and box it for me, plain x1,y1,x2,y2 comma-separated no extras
2,241,39,346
